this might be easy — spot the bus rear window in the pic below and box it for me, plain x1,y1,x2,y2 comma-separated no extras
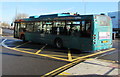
96,15,110,26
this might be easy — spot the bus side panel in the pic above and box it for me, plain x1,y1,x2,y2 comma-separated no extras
25,32,60,45
25,32,43,43
25,32,93,51
70,37,93,51
61,36,93,51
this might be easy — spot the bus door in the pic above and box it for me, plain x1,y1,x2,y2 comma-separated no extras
93,15,112,50
14,23,20,38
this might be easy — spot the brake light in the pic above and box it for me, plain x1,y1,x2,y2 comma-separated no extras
93,37,96,39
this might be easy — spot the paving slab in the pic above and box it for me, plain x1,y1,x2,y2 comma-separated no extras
57,58,119,76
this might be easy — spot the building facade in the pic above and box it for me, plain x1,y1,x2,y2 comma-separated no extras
108,11,120,37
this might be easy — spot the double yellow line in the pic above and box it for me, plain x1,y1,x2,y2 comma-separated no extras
41,48,116,77
41,58,85,77
72,48,116,61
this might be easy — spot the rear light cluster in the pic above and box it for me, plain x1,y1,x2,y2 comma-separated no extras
93,34,96,36
93,34,96,44
93,37,96,39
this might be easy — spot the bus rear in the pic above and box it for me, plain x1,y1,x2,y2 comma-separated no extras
93,15,112,51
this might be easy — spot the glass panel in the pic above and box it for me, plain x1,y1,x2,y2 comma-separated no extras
20,23,26,28
72,21,80,24
26,23,34,32
81,21,85,31
80,21,91,37
67,21,72,24
34,22,42,32
46,24,52,34
96,15,110,26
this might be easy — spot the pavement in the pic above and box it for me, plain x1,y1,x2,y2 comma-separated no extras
56,58,119,77
56,38,120,77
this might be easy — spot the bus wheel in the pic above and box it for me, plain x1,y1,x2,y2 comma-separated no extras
55,39,63,48
21,35,26,42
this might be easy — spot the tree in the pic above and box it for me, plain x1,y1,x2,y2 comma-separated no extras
13,13,29,21
1,22,10,28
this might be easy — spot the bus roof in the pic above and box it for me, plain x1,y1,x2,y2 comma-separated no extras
15,13,95,22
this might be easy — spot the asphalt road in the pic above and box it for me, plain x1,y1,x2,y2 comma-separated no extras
1,29,119,76
2,47,68,75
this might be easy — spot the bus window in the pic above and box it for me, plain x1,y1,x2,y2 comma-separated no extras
42,21,53,34
66,25,71,35
42,23,46,33
81,21,85,31
67,21,72,24
81,21,91,37
26,22,34,32
46,22,52,34
51,21,66,35
72,21,80,24
66,21,81,36
20,23,26,28
61,21,65,26
70,25,80,36
14,23,20,38
34,22,41,32
86,21,91,34
19,23,27,33
59,21,66,35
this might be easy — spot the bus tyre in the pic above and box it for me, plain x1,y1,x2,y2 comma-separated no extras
21,35,26,42
55,39,63,48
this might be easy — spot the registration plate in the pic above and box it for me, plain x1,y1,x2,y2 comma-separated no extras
102,41,108,43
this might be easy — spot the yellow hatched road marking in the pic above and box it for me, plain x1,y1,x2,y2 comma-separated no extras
68,49,72,61
18,48,33,50
9,47,71,62
47,54,78,58
35,50,42,54
47,54,68,58
9,48,115,63
35,44,47,54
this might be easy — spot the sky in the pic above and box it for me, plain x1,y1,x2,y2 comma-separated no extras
1,2,118,24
